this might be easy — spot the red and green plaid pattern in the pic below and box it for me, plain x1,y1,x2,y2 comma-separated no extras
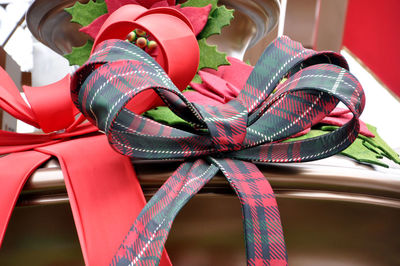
211,158,287,265
111,159,219,265
71,36,365,265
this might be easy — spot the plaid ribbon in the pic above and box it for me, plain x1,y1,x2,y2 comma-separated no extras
71,36,365,265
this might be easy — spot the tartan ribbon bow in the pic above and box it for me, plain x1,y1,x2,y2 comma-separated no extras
71,36,365,266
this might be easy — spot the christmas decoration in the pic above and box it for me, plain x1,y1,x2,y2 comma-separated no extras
72,35,365,265
64,0,233,70
0,2,399,266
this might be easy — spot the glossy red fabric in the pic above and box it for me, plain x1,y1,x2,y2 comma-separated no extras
36,135,171,265
0,3,203,263
0,67,38,127
23,75,77,133
0,66,172,265
186,57,254,106
81,0,210,40
91,5,199,114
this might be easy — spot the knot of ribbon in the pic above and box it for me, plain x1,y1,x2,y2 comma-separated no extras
0,69,100,155
72,36,365,266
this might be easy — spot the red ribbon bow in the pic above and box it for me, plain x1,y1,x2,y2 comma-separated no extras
0,4,203,264
0,67,171,265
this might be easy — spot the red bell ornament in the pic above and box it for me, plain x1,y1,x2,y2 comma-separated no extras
91,4,200,114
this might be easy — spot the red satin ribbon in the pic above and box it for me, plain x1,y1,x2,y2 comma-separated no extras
0,4,200,264
92,4,199,113
36,135,171,265
0,67,171,265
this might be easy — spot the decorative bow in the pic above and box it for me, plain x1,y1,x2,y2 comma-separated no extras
1,4,199,265
0,61,172,265
72,36,365,265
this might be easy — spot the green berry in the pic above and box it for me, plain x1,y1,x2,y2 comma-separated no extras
127,31,136,42
136,37,148,48
135,29,146,37
147,40,157,50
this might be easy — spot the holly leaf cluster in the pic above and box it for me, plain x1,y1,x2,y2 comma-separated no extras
145,0,233,124
198,39,229,70
182,0,233,70
64,40,93,67
65,0,107,27
286,124,400,168
181,0,233,39
64,0,234,70
64,0,107,66
143,106,189,128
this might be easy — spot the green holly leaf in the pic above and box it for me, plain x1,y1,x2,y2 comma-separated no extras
362,140,385,156
198,5,234,39
64,40,93,66
143,106,191,128
191,74,202,84
320,125,400,165
340,137,389,168
284,129,327,142
182,0,233,70
198,38,230,70
286,127,388,167
181,0,218,9
182,0,234,39
65,0,107,27
285,125,400,168
290,128,391,167
360,124,400,164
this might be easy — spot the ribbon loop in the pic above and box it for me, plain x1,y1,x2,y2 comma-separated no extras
23,75,76,133
229,63,364,163
239,36,316,114
73,37,364,163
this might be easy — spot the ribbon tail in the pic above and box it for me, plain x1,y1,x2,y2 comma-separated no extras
111,159,219,266
210,158,288,266
34,135,173,266
0,151,51,245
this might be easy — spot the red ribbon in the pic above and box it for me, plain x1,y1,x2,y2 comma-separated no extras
0,66,171,265
0,4,202,263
